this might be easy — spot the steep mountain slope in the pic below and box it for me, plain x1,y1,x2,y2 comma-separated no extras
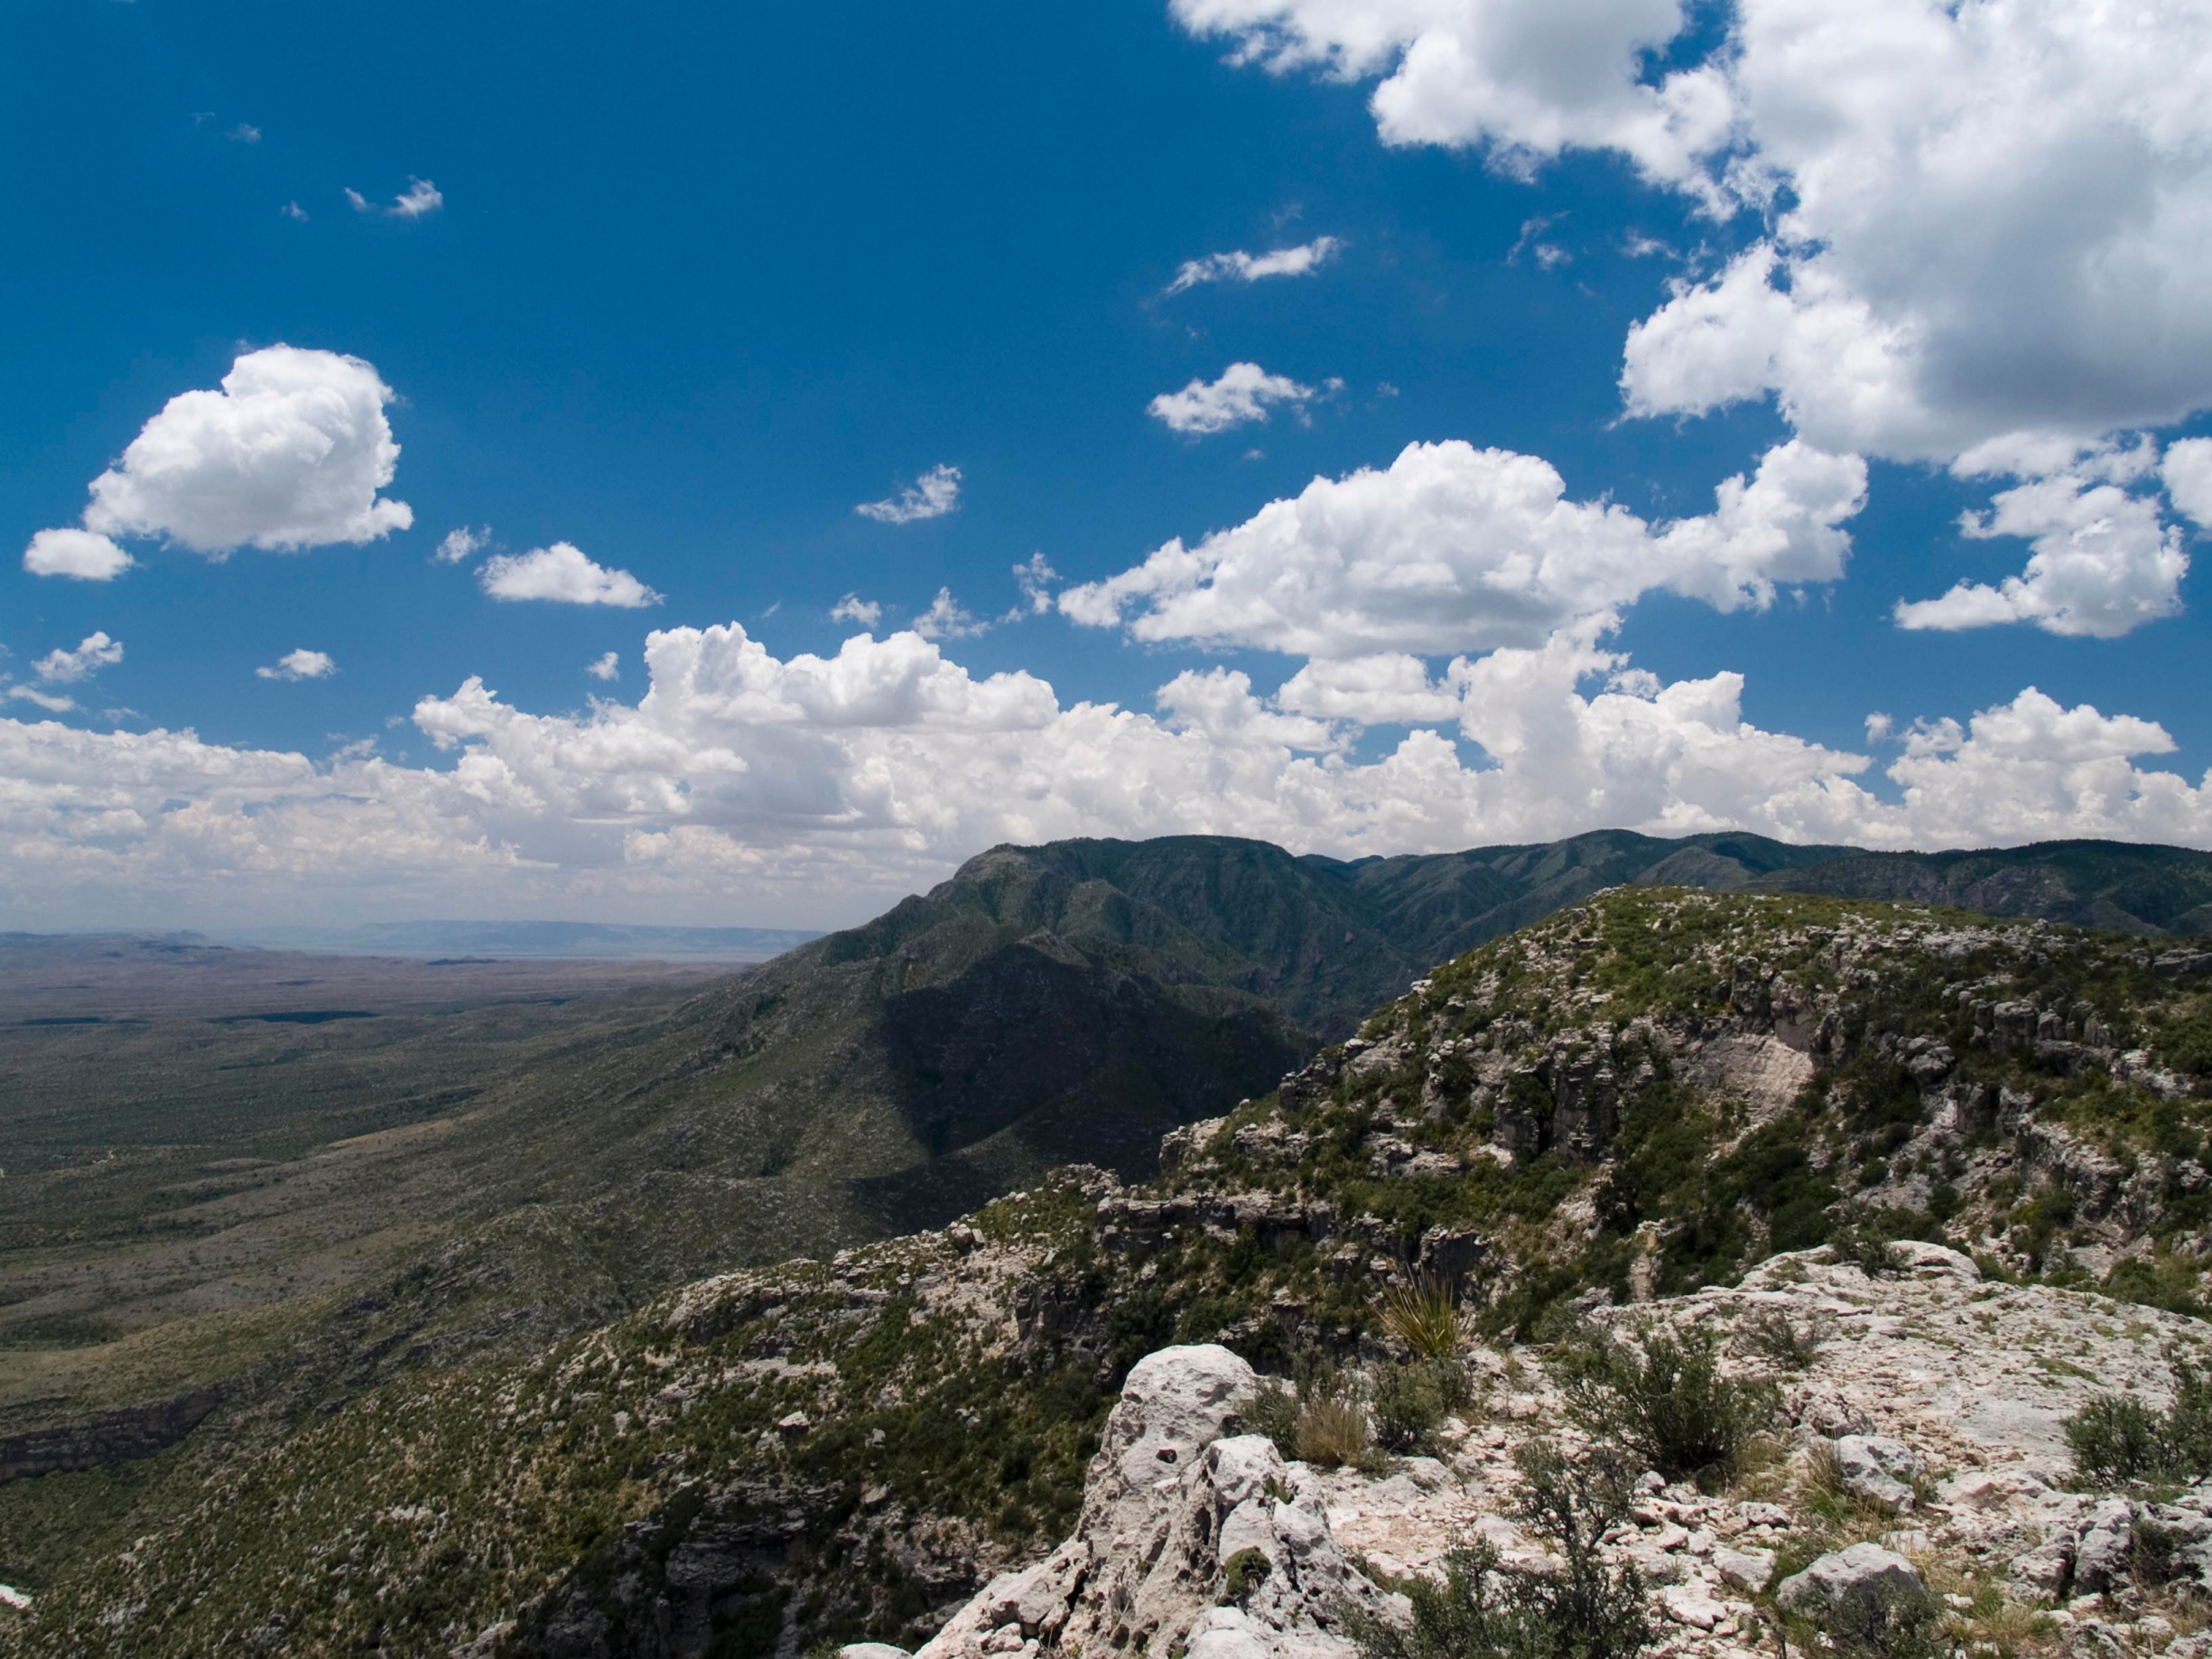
14,885,2207,1655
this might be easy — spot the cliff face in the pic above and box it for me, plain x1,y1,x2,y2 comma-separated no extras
12,887,2212,1658
0,1391,218,1485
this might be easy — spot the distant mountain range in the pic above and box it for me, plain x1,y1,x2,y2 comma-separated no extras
209,918,823,961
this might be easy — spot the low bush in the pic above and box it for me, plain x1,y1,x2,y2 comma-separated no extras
1371,1358,1470,1454
1733,1308,1830,1372
1552,1322,1779,1487
1345,1442,1652,1659
2067,1347,2212,1486
1222,1546,1271,1602
1818,1580,1946,1659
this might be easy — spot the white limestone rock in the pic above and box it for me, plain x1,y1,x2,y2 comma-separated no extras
1832,1434,1922,1513
917,1347,1383,1659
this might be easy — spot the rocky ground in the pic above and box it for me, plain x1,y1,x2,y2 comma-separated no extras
900,1245,2212,1659
7,888,2211,1656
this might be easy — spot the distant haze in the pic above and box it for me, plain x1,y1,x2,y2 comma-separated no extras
209,919,822,962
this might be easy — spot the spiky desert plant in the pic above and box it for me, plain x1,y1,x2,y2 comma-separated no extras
1380,1274,1465,1361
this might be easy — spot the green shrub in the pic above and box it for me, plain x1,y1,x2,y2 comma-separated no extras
2067,1395,2168,1486
1345,1443,1652,1659
1222,1546,1272,1602
1816,1579,1946,1659
2068,1349,2212,1486
1244,1376,1301,1461
1733,1308,1829,1372
1827,1218,1904,1277
1371,1360,1456,1453
1553,1322,1779,1487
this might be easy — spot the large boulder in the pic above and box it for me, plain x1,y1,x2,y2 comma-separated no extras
1777,1543,1924,1622
2073,1498,2136,1594
916,1347,1385,1659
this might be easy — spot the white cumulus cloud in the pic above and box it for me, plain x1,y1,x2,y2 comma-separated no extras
256,648,338,682
1,620,2205,925
43,345,414,559
587,652,621,682
23,528,133,582
1893,462,2188,638
1148,362,1322,435
1165,236,1343,294
33,633,124,685
479,543,663,608
830,594,884,629
1180,0,2212,475
856,464,962,525
1061,438,1866,657
2163,439,2212,529
1169,0,1733,190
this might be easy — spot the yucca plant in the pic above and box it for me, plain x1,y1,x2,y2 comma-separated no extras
1380,1274,1465,1361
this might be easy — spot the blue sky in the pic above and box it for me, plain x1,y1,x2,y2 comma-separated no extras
5,0,2211,927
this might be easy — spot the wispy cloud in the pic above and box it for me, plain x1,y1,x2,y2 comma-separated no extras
280,200,308,222
587,651,620,682
1010,553,1057,616
911,588,988,639
436,525,490,564
347,178,443,219
857,464,962,525
1165,236,1342,295
1509,215,1571,270
228,123,262,144
830,594,884,629
34,632,123,684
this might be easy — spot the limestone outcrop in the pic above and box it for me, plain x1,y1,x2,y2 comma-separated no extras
915,1346,1387,1659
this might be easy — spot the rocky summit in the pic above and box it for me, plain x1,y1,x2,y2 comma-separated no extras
7,883,2212,1657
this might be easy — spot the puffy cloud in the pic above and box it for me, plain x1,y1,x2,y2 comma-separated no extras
347,178,443,219
1627,0,2212,461
60,345,413,557
23,528,132,581
0,620,2206,923
1168,0,1733,190
1165,236,1343,294
437,525,490,564
587,651,621,682
33,633,123,685
1182,0,2212,466
911,589,989,640
856,464,962,524
1061,438,1865,657
1893,467,2187,638
479,542,662,608
2164,439,2212,529
256,648,338,682
1148,362,1323,435
830,594,884,628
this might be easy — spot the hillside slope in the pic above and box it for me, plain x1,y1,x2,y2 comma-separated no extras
13,884,2208,1654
